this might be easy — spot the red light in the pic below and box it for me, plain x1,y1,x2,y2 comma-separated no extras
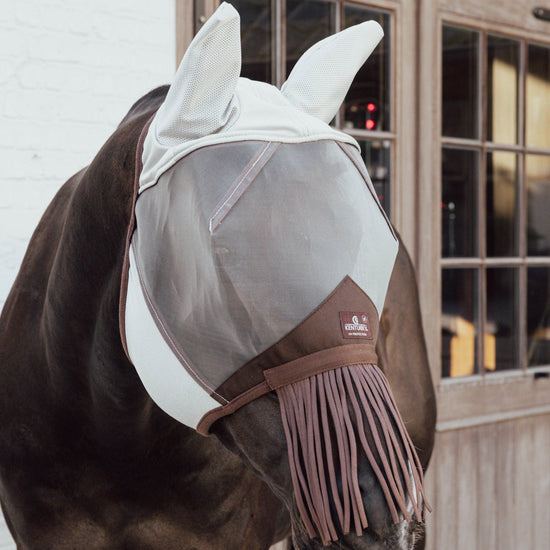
366,119,376,130
367,102,376,112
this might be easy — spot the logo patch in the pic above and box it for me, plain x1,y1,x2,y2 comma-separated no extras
339,311,372,339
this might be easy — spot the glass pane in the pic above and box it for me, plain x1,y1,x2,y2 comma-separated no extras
357,140,391,215
527,44,550,149
442,25,479,139
442,147,478,257
441,268,479,378
486,151,518,256
343,7,390,132
485,268,519,372
286,0,335,76
234,0,272,83
528,267,550,366
487,36,519,144
526,155,550,256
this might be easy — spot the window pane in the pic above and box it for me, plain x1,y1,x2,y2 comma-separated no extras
487,36,519,144
527,44,550,149
286,0,335,76
234,0,272,83
343,7,390,132
442,268,479,378
528,267,550,366
442,26,479,139
486,268,519,372
526,155,550,256
442,147,478,257
486,151,518,257
357,140,391,215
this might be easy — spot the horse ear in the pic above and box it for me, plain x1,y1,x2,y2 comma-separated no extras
281,21,383,124
155,2,241,144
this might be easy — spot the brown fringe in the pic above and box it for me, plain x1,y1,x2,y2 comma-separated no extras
276,363,430,546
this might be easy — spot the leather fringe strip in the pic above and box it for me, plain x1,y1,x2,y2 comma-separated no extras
276,363,431,546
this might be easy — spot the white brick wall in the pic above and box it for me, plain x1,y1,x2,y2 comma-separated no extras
0,0,176,545
0,0,176,309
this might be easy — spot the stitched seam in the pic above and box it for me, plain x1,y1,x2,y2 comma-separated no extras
337,141,397,240
209,141,280,233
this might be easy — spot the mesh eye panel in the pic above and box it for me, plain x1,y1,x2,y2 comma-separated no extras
132,140,397,390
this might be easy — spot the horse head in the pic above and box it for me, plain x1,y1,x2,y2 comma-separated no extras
120,4,432,548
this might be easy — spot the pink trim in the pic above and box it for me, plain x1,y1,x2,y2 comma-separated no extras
209,141,281,233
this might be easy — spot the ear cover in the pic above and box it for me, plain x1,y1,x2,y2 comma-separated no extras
281,20,384,123
155,2,241,145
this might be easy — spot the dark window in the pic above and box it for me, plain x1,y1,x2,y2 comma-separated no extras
441,25,550,377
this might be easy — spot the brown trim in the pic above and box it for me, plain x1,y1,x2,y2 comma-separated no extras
197,381,271,435
198,276,382,434
197,344,378,436
264,344,377,390
118,116,154,361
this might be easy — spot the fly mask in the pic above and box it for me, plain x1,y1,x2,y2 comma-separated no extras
120,3,429,545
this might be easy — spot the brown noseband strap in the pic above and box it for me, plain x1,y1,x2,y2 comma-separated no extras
196,344,377,435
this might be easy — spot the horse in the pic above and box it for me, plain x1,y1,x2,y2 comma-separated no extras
0,5,436,549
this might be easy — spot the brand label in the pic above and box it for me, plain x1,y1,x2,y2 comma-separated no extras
339,311,372,339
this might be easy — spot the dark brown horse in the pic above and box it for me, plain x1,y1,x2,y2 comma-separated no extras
0,83,435,550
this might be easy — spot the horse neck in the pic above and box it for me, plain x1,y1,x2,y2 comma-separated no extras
39,116,159,442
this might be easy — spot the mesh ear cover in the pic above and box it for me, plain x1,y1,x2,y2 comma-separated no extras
138,4,382,194
154,2,241,145
281,20,383,123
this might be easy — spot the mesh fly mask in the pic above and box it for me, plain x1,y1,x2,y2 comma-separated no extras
120,3,429,544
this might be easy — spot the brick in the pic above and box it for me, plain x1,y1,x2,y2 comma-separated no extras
45,63,91,92
0,59,14,84
28,31,83,63
17,61,47,89
0,28,28,59
14,1,45,29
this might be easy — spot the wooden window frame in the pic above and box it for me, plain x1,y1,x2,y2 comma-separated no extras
441,22,550,376
416,4,550,430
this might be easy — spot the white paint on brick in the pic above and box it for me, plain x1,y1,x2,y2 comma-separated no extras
0,0,176,545
0,0,175,308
